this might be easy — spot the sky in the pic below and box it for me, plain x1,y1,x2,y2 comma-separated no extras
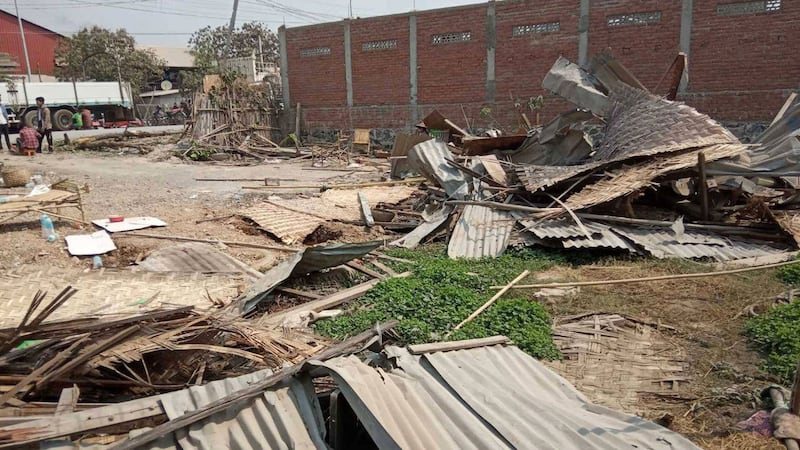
0,0,486,45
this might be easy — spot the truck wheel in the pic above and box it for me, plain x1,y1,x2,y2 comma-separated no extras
23,110,38,128
53,109,73,131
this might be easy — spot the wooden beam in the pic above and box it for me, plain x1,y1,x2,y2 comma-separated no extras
409,336,510,354
0,396,165,448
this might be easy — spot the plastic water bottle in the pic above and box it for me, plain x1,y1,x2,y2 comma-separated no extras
92,256,103,269
40,214,56,241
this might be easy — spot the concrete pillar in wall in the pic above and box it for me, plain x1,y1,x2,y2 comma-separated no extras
679,0,694,93
578,0,590,66
344,20,354,107
486,2,497,104
278,26,290,109
409,14,419,125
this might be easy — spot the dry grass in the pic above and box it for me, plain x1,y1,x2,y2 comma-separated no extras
698,433,785,450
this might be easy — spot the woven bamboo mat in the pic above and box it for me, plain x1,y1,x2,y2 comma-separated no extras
0,267,245,328
546,313,689,413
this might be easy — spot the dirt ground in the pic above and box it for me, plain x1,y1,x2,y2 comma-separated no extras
0,148,789,448
0,149,390,271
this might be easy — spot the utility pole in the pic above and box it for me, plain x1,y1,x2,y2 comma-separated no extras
13,0,32,81
229,0,240,31
348,0,353,18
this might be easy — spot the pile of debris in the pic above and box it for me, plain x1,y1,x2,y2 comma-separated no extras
375,51,800,263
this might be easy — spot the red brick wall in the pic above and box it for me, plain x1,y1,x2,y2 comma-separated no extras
684,1,800,120
416,6,487,104
285,23,346,107
285,0,800,130
350,16,410,106
495,1,580,100
0,11,61,76
588,0,682,90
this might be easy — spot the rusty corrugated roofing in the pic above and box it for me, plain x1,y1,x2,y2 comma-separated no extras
448,205,513,259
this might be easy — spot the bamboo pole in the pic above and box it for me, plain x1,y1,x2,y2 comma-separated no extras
242,177,425,191
116,232,299,252
451,270,531,333
490,259,800,290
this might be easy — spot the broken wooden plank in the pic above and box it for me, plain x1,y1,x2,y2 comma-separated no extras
274,287,322,300
261,273,411,327
358,192,375,228
0,395,165,448
345,261,386,280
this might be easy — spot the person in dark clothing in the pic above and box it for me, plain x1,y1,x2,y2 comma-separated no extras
0,94,11,152
35,97,53,153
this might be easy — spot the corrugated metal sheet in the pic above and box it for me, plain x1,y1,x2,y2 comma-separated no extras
595,83,738,162
242,202,325,245
612,226,786,261
518,218,636,251
407,140,470,199
448,205,513,259
317,343,700,450
542,56,609,116
158,369,326,450
420,344,699,449
516,161,604,193
0,11,61,76
138,242,262,281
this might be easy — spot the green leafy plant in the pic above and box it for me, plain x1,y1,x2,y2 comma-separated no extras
745,300,800,383
777,258,800,285
315,247,564,360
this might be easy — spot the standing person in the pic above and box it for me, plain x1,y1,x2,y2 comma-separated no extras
16,122,40,156
35,97,52,153
0,94,10,152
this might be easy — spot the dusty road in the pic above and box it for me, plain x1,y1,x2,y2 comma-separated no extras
5,125,185,143
0,148,388,270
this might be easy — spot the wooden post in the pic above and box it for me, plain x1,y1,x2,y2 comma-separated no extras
698,151,709,221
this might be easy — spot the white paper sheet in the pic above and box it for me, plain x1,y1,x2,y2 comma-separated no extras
92,217,167,233
65,231,117,256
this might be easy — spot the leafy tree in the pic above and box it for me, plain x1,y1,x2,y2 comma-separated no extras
55,27,164,92
189,22,279,69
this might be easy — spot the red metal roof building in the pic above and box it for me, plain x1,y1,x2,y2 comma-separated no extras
0,9,64,76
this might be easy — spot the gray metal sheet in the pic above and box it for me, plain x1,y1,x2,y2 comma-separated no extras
138,242,262,281
519,218,636,251
420,344,701,450
611,226,786,261
542,56,609,116
407,140,470,199
318,343,700,450
159,370,326,450
448,205,513,259
237,241,380,314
